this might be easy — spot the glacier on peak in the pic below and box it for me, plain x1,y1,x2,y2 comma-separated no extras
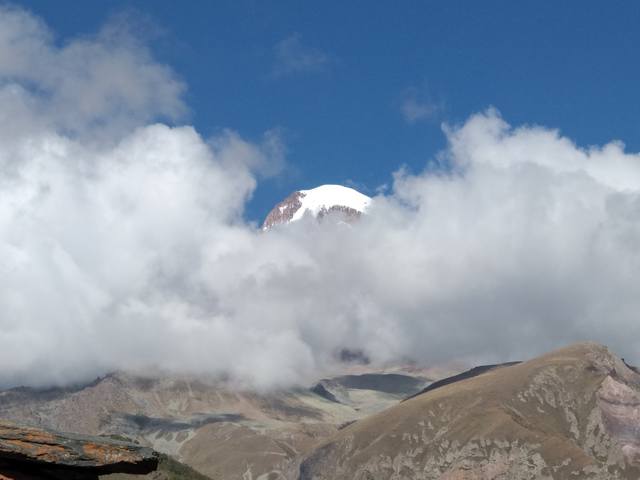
262,184,371,230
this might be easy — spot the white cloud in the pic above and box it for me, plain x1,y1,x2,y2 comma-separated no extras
0,5,185,141
272,34,330,77
1,7,640,391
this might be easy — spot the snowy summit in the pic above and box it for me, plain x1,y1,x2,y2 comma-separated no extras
262,184,372,230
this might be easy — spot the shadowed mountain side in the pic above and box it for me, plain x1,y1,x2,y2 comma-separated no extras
121,413,245,433
405,362,521,401
0,377,107,408
299,342,640,480
332,373,427,395
310,383,340,404
623,359,639,374
312,373,429,406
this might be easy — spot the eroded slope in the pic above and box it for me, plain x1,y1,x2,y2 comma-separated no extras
299,342,640,480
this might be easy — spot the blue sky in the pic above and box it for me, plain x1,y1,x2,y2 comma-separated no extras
5,1,640,385
14,0,640,222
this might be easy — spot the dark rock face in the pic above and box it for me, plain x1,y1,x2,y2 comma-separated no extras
405,361,521,401
262,191,304,229
0,421,158,479
309,383,340,404
315,205,363,224
330,374,426,396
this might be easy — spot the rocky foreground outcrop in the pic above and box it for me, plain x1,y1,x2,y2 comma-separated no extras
299,342,640,480
0,421,158,479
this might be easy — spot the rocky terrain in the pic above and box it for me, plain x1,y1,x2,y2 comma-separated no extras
0,420,157,479
0,367,432,480
299,342,640,480
0,343,640,480
2,342,637,479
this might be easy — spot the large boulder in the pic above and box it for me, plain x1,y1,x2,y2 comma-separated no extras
0,421,158,479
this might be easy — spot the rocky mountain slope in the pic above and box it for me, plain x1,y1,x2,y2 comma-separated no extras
262,185,371,229
0,368,431,480
3,343,635,479
298,342,640,480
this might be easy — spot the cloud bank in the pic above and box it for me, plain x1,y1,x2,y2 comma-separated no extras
0,6,185,141
1,7,639,389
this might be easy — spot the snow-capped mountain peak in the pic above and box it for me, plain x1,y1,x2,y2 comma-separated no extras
262,184,371,230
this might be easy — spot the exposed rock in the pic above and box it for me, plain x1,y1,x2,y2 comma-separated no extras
0,421,158,479
262,190,304,230
315,204,363,223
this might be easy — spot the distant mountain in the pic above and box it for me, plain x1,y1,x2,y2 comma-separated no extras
299,342,640,480
262,185,371,230
4,344,635,479
0,367,432,480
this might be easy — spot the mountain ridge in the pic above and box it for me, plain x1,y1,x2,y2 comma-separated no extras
298,342,640,480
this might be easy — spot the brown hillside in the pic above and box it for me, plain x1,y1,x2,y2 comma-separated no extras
299,342,640,480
